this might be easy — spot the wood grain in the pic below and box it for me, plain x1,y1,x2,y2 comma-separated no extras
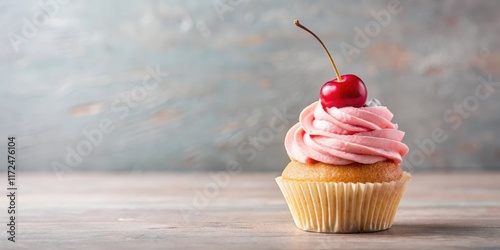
0,172,499,249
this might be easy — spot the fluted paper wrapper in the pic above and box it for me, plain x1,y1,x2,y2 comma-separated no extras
276,172,411,233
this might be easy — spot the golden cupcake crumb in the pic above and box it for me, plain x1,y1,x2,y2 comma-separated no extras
282,160,403,183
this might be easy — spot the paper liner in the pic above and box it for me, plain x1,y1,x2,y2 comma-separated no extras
276,172,411,233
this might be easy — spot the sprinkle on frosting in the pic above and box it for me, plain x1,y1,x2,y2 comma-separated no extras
365,98,382,107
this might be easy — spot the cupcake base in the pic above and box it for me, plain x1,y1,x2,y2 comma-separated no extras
276,172,411,233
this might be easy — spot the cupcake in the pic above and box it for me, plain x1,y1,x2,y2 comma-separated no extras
276,20,411,233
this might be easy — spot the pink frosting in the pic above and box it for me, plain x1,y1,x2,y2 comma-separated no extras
285,101,409,165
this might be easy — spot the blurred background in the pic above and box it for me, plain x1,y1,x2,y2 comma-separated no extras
1,0,499,173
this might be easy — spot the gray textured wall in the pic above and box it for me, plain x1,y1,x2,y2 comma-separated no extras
1,0,499,172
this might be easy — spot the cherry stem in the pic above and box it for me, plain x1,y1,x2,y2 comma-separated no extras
294,19,342,82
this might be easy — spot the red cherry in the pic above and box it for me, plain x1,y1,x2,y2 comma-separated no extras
320,74,367,109
294,20,369,109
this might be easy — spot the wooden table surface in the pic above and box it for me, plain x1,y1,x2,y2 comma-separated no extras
1,172,499,249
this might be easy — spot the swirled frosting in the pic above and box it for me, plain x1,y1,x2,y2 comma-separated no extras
285,101,409,165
